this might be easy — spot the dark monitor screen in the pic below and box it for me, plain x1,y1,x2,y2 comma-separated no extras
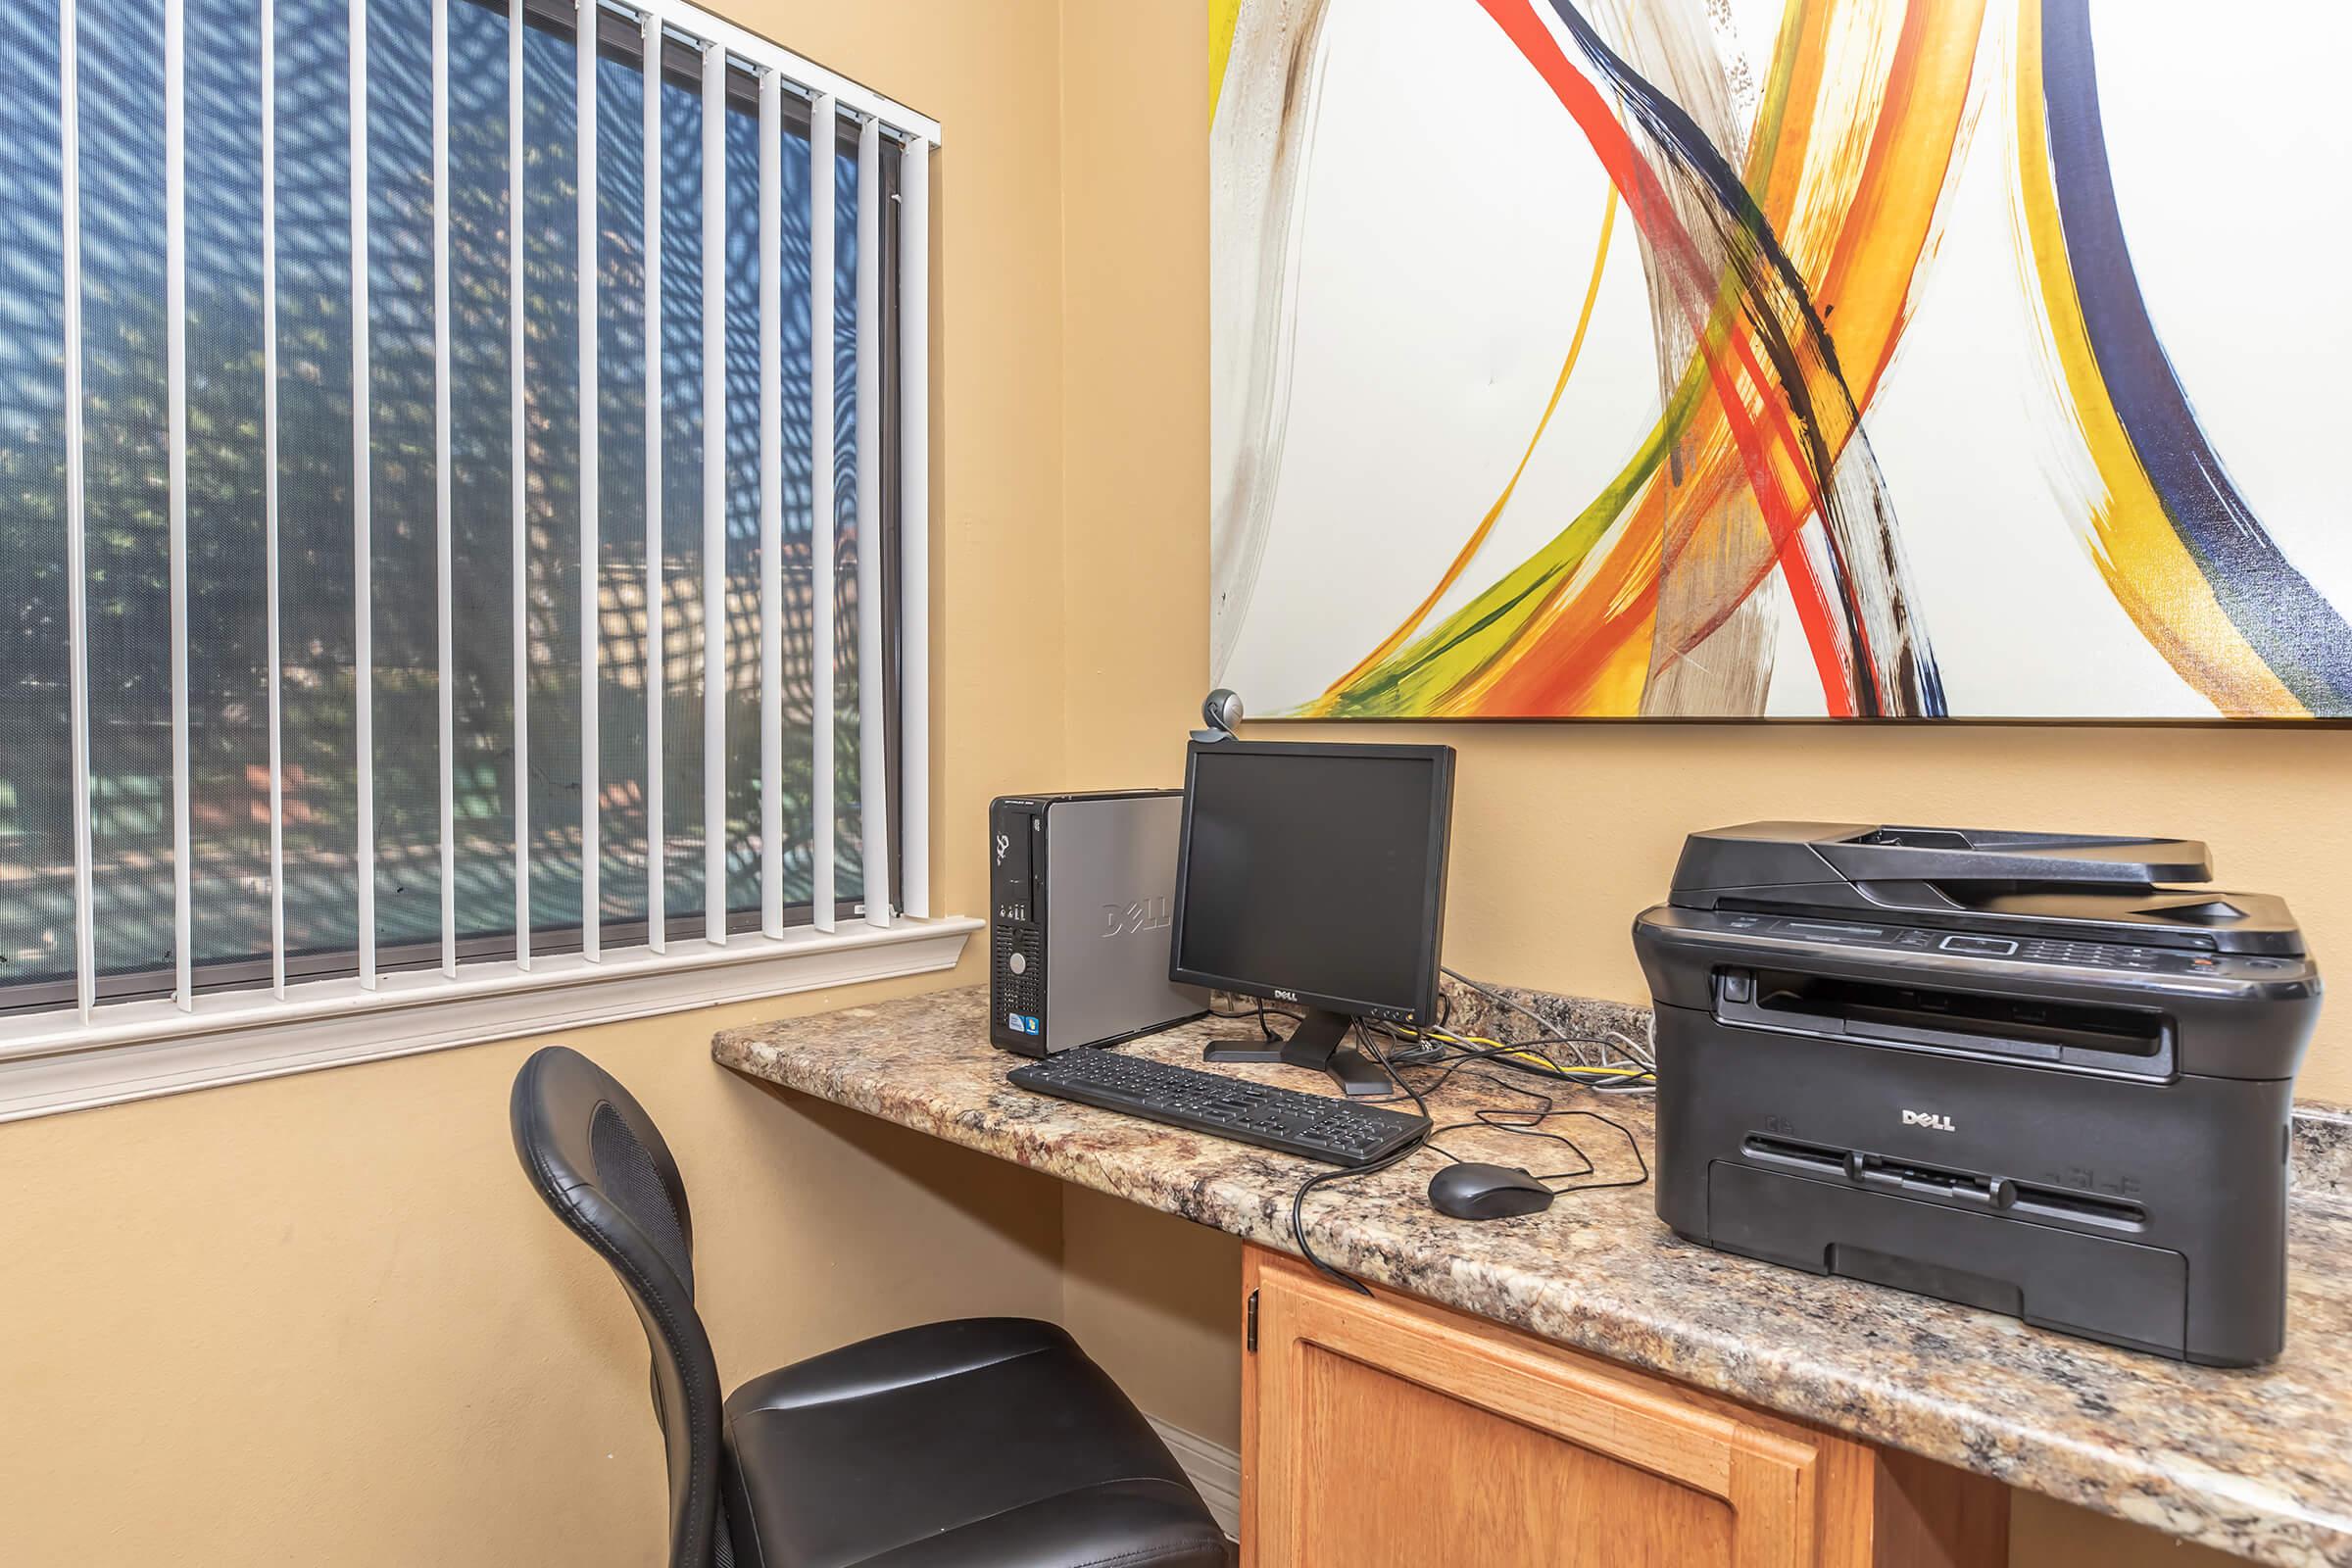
1170,741,1453,1022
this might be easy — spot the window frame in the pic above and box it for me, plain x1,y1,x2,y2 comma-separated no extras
0,0,960,1118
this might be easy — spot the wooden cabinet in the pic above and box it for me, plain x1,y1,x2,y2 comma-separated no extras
1240,1247,2006,1568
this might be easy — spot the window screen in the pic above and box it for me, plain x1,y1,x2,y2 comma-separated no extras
0,0,919,1012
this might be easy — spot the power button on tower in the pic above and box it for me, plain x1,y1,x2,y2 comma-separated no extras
1008,952,1028,976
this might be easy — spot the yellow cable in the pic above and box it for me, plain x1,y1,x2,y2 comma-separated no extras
1398,1025,1651,1083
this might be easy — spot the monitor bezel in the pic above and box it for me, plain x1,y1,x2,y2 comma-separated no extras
1167,738,1455,1027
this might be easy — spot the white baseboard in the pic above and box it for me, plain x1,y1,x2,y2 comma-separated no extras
1150,1415,1241,1540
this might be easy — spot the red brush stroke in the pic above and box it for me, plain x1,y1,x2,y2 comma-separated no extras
1473,0,1857,713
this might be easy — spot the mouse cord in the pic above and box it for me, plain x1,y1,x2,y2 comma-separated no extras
1530,1109,1650,1194
1410,1059,1652,1195
1424,1105,1597,1183
1413,1063,1594,1179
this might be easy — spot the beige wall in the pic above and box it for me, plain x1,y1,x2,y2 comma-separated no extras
1060,1187,1244,1446
0,979,1064,1564
1049,3,2325,1563
0,2,1077,1562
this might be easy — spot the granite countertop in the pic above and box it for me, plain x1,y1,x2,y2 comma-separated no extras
714,985,2352,1568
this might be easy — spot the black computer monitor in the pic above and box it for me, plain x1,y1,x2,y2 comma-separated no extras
1168,739,1454,1096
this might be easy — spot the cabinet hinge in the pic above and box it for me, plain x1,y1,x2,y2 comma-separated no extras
1246,1289,1259,1353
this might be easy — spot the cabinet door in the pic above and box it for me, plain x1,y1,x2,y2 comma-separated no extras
1240,1248,1995,1568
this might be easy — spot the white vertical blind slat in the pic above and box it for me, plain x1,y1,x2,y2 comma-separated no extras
853,116,888,928
433,0,456,976
509,0,530,969
60,0,97,1019
699,39,725,944
641,11,664,952
263,0,286,995
350,0,377,988
577,0,601,961
897,139,929,919
756,68,782,939
808,92,836,934
166,0,193,1008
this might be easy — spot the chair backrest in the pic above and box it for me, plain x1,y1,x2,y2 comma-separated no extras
511,1046,731,1568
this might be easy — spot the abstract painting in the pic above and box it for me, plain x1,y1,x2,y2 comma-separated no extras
1208,0,2352,719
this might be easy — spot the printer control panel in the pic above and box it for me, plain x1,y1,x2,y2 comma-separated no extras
1712,913,2238,976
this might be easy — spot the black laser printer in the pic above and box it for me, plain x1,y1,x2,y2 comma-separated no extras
1634,822,2321,1366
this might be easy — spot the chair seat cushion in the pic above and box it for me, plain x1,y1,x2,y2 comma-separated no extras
719,1318,1228,1568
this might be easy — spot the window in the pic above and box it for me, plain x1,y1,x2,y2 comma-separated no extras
0,0,944,1091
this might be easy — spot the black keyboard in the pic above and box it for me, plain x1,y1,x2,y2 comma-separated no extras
1005,1048,1429,1167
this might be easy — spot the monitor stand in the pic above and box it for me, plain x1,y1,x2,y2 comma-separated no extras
1202,1006,1393,1098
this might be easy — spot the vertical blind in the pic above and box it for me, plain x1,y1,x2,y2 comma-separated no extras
0,0,936,1019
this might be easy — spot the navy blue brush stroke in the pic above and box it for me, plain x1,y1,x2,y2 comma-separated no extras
2041,0,2352,712
1549,0,1946,717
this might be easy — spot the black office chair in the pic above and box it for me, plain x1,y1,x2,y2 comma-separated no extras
511,1045,1230,1568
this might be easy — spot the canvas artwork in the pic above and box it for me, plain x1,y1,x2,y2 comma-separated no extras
1208,0,2352,719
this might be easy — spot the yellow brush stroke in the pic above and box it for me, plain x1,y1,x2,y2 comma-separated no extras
1209,0,1244,123
2013,1,2301,716
1809,0,1984,414
1314,186,1619,705
1750,0,1830,229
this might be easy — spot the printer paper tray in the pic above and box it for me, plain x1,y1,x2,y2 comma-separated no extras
1706,1160,2187,1356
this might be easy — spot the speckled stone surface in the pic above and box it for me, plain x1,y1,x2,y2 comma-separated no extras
715,986,2352,1568
2292,1104,2352,1203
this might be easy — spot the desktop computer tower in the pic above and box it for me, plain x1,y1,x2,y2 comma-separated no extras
989,791,1209,1055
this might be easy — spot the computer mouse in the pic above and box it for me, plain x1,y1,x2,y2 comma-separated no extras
1427,1162,1555,1221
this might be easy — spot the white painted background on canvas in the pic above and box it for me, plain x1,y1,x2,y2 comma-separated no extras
1213,0,2352,718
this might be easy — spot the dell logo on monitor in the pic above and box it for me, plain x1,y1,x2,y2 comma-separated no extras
1273,989,1299,1003
1902,1108,1957,1132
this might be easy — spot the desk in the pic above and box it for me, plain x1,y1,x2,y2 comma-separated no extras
715,985,2352,1567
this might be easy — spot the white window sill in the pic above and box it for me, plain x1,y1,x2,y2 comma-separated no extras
0,915,981,1123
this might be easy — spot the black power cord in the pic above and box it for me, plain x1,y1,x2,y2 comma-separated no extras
1289,1020,1429,1295
1205,994,1302,1048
